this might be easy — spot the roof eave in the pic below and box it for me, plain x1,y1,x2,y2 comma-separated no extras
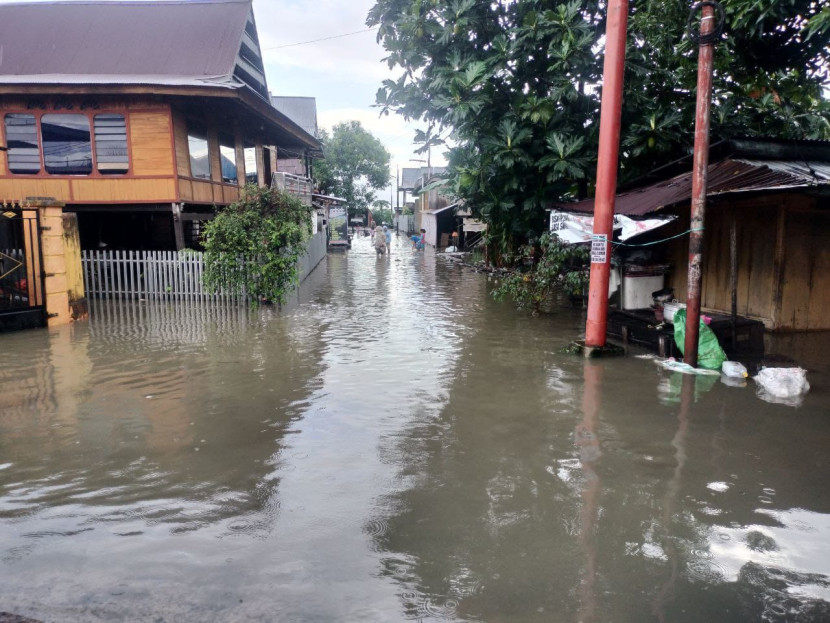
0,81,321,151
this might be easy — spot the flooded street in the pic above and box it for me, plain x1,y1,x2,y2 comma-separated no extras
2,233,830,622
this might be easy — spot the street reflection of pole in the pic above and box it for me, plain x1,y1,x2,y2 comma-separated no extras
653,373,695,621
576,362,604,623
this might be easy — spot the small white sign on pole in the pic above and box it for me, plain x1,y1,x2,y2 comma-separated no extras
590,234,608,264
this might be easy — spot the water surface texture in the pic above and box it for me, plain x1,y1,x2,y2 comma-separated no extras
2,234,830,622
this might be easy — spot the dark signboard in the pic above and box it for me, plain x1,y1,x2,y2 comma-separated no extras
328,206,349,246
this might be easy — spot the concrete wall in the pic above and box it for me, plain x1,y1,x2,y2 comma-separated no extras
297,230,327,283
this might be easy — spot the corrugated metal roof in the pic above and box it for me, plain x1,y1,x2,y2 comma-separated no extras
426,203,457,215
558,157,830,216
271,97,318,138
0,0,249,84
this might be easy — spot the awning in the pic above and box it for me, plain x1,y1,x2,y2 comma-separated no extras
425,203,458,216
312,193,347,203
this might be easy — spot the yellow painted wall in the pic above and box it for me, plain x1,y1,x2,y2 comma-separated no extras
62,212,87,320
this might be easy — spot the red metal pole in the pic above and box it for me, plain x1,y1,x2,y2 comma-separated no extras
684,4,716,367
584,0,629,348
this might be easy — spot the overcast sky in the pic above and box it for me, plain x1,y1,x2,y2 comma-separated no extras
254,0,444,202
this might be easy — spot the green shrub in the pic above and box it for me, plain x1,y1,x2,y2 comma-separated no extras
493,232,589,315
201,185,312,304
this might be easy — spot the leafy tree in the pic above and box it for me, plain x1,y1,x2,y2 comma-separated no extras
371,200,394,226
314,121,392,221
201,185,311,304
368,0,830,261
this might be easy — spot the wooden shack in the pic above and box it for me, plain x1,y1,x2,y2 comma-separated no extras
556,138,830,331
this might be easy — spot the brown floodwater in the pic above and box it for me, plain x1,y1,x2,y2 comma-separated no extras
2,233,830,622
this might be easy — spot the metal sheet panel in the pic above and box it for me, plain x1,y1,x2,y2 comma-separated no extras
558,158,830,216
0,0,249,79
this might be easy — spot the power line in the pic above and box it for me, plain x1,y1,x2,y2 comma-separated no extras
264,27,377,50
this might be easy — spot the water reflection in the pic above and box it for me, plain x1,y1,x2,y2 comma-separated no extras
576,362,603,623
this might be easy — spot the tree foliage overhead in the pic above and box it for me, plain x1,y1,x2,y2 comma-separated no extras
314,121,392,219
367,0,830,257
201,185,311,304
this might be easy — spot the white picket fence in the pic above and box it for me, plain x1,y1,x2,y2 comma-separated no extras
82,250,239,302
82,232,327,302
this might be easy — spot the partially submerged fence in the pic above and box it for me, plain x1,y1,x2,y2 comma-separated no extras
82,232,327,302
82,249,242,302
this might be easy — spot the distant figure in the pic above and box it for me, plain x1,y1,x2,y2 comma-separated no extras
374,225,386,256
384,225,392,253
410,228,426,250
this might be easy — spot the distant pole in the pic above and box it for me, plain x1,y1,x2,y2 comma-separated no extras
684,2,720,367
584,0,629,348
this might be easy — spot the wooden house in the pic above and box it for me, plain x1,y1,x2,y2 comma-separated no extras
0,0,320,251
557,138,830,332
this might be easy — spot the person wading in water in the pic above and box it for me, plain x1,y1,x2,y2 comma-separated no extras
374,225,387,256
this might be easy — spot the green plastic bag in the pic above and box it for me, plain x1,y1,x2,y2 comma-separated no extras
673,308,727,370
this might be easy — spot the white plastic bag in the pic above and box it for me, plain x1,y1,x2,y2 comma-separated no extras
754,367,810,403
722,361,748,378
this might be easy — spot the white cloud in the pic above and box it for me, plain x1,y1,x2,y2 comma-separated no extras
252,0,447,205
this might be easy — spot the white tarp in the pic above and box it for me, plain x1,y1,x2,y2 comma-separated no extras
549,210,676,244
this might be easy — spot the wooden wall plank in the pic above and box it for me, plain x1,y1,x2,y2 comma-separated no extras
223,184,239,204
188,180,214,203
779,207,830,330
129,110,175,176
0,178,71,202
178,177,193,203
744,205,777,319
805,210,830,330
208,126,221,184
779,210,813,330
70,178,176,202
171,111,191,178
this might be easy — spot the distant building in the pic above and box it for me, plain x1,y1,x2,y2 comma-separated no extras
0,0,320,250
271,96,321,178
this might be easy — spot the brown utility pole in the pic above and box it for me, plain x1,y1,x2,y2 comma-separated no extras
684,2,722,366
584,0,629,348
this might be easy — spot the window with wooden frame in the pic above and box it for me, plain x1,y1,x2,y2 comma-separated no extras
187,121,211,180
3,111,130,176
219,133,238,184
243,140,258,185
93,114,129,174
3,113,41,174
41,113,93,175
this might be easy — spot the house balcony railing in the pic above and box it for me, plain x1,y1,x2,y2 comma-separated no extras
271,172,313,207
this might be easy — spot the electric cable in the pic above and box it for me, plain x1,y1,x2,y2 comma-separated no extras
686,2,725,45
263,27,377,51
612,227,704,248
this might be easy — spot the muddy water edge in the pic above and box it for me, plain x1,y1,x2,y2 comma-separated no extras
1,234,829,622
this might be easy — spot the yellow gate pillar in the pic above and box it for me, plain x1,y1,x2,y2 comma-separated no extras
22,198,87,328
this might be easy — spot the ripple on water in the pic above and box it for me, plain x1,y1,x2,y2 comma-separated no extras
420,596,459,620
364,517,389,538
686,556,727,582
